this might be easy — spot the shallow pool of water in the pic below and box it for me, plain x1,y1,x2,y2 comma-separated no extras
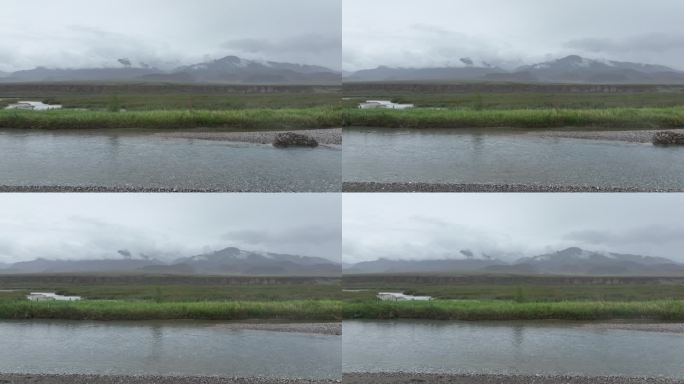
0,130,340,191
343,320,684,377
0,320,341,379
343,128,684,189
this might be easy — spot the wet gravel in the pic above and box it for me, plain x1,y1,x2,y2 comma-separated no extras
342,182,675,192
214,322,341,336
0,185,316,192
580,322,684,334
0,374,338,384
343,373,684,384
157,129,342,146
531,128,684,144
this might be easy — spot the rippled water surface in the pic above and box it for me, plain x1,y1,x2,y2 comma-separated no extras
343,128,684,189
0,130,340,191
343,320,684,377
0,320,341,379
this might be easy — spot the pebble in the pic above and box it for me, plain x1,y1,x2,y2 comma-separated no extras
342,182,678,193
343,373,684,384
0,374,339,384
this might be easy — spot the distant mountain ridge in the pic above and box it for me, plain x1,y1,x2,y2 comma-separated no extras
345,247,684,276
0,247,340,276
0,56,340,85
346,55,684,84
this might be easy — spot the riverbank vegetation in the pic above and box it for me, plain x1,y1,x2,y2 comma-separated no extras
0,275,342,321
0,299,341,321
342,82,684,129
342,275,684,321
343,300,684,321
0,108,340,130
342,107,684,129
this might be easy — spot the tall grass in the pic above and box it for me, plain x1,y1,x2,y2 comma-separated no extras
343,300,684,321
343,107,684,129
0,300,341,321
0,108,341,130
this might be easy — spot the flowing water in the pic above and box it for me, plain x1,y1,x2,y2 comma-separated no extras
0,130,340,191
343,320,684,378
343,128,684,189
0,320,341,379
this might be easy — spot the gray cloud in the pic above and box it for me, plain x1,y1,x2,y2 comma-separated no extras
343,0,684,71
0,194,340,263
0,0,341,72
564,33,684,54
343,194,684,263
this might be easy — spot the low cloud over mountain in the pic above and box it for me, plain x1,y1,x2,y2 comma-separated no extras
345,247,684,276
345,55,684,84
0,247,340,276
0,56,340,85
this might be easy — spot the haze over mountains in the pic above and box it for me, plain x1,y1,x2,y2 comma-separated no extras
0,247,340,276
345,247,684,276
345,55,684,84
0,56,340,85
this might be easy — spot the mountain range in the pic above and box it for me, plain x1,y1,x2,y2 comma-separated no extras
0,247,340,276
345,55,684,84
0,56,340,85
345,247,684,276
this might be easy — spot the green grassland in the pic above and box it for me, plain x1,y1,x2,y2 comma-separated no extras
0,275,341,321
0,83,341,130
342,107,684,129
0,300,341,321
342,275,684,302
0,108,340,130
342,274,684,321
342,82,684,109
343,300,684,321
0,83,341,110
342,82,684,129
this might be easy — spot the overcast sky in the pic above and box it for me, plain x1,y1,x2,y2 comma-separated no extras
343,194,684,263
343,0,684,71
0,0,341,72
0,194,340,264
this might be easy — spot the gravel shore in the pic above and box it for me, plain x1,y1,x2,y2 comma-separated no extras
0,185,226,193
342,182,674,192
0,374,338,384
343,373,684,384
156,128,342,146
213,322,341,336
531,128,684,144
0,184,339,192
580,322,684,334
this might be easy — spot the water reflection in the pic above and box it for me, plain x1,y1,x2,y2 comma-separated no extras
0,131,340,191
343,128,684,189
343,320,684,378
0,320,340,379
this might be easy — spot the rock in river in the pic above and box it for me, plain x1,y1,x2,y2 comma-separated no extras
273,132,318,148
653,131,684,146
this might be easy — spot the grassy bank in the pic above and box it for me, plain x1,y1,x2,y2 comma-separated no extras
343,300,684,321
342,275,684,302
343,107,684,129
0,108,340,130
0,275,342,302
0,299,341,321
